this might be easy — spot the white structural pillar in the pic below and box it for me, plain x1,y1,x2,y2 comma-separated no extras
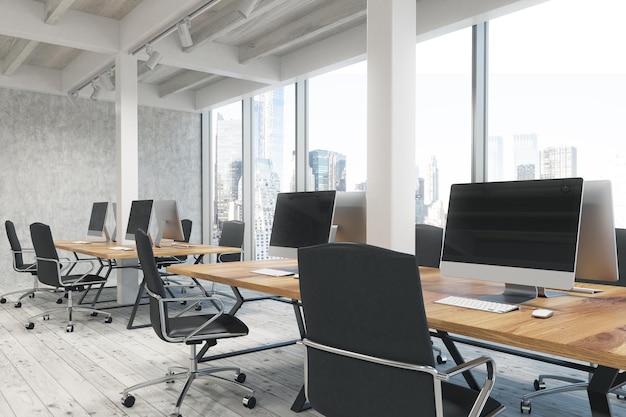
115,53,140,305
366,0,416,253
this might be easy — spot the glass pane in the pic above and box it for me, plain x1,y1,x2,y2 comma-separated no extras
488,0,626,226
308,61,367,191
211,101,243,243
416,28,472,227
252,85,296,259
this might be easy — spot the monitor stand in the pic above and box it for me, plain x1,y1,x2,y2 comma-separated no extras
481,283,538,305
481,283,569,305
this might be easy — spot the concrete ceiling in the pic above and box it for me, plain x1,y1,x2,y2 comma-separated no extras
0,0,544,112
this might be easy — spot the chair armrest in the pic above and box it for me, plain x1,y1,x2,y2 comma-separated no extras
147,288,226,342
438,356,497,417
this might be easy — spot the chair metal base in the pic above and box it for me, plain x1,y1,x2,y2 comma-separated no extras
0,278,64,307
121,344,255,416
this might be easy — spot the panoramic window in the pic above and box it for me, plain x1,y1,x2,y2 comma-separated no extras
251,85,296,259
211,101,243,243
415,28,472,227
488,0,626,225
307,61,367,192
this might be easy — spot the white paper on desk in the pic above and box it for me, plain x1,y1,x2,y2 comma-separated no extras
109,246,133,251
251,268,295,277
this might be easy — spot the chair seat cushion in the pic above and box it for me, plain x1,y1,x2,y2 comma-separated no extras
61,274,107,288
16,263,37,274
442,381,504,417
167,313,249,341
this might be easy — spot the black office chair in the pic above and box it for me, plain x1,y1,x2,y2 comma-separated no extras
1,220,54,308
298,242,505,417
217,220,244,263
415,223,444,268
415,223,447,364
121,229,255,416
156,218,193,269
26,222,112,332
520,227,626,413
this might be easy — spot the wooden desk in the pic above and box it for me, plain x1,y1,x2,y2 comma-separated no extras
168,260,626,417
55,240,240,305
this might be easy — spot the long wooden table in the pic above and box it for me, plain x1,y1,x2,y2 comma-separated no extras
168,260,626,417
54,240,241,328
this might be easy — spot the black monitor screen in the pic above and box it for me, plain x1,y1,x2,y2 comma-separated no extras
442,178,584,272
125,200,153,241
269,191,336,257
87,202,108,236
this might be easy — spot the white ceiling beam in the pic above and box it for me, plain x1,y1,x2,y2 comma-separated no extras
61,51,113,92
0,61,62,94
195,77,269,110
138,82,197,112
45,0,76,25
120,0,221,52
3,39,39,76
159,72,221,97
280,24,366,83
184,0,307,53
136,35,281,84
0,0,119,53
239,0,366,63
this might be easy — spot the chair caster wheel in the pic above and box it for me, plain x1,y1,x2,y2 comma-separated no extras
235,373,246,383
43,315,50,321
0,297,6,304
436,354,447,364
195,304,202,311
104,316,112,324
56,298,63,304
533,379,545,391
14,302,22,308
121,393,135,407
91,312,98,317
243,395,256,409
25,322,34,330
66,324,74,332
520,400,531,413
29,293,35,298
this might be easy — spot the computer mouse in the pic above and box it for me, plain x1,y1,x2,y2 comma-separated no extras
532,309,553,319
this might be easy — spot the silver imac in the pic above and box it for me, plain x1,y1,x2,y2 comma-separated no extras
331,191,367,243
87,202,111,241
575,180,619,283
153,200,185,247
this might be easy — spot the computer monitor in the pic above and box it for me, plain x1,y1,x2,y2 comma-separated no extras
87,202,111,241
440,178,584,304
125,199,154,241
331,191,366,243
268,190,337,259
575,180,619,283
153,200,184,247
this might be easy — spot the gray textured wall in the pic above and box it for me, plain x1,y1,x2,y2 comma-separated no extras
0,88,202,287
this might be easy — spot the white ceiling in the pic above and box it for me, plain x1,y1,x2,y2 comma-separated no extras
0,0,544,112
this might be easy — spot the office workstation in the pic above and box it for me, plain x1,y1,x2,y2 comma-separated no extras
1,0,626,416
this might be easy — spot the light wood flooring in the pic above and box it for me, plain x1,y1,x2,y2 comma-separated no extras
0,279,625,417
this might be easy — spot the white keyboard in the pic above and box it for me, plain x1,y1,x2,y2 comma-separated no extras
435,295,519,314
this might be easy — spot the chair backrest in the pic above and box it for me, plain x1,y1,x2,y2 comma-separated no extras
29,222,61,287
6,220,26,268
135,228,169,340
181,218,192,242
415,223,443,268
218,220,244,262
298,242,437,417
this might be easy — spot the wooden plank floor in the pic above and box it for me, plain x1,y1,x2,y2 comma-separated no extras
1,280,626,417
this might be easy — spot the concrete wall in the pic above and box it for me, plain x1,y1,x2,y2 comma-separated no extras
0,87,202,286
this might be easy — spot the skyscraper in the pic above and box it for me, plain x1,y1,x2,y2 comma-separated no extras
540,145,577,179
309,149,347,191
424,156,439,205
214,113,243,224
513,133,539,180
488,136,504,181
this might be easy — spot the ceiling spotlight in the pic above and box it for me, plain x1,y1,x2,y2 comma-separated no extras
100,69,115,91
144,44,162,71
90,80,101,101
237,0,259,19
177,17,193,48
